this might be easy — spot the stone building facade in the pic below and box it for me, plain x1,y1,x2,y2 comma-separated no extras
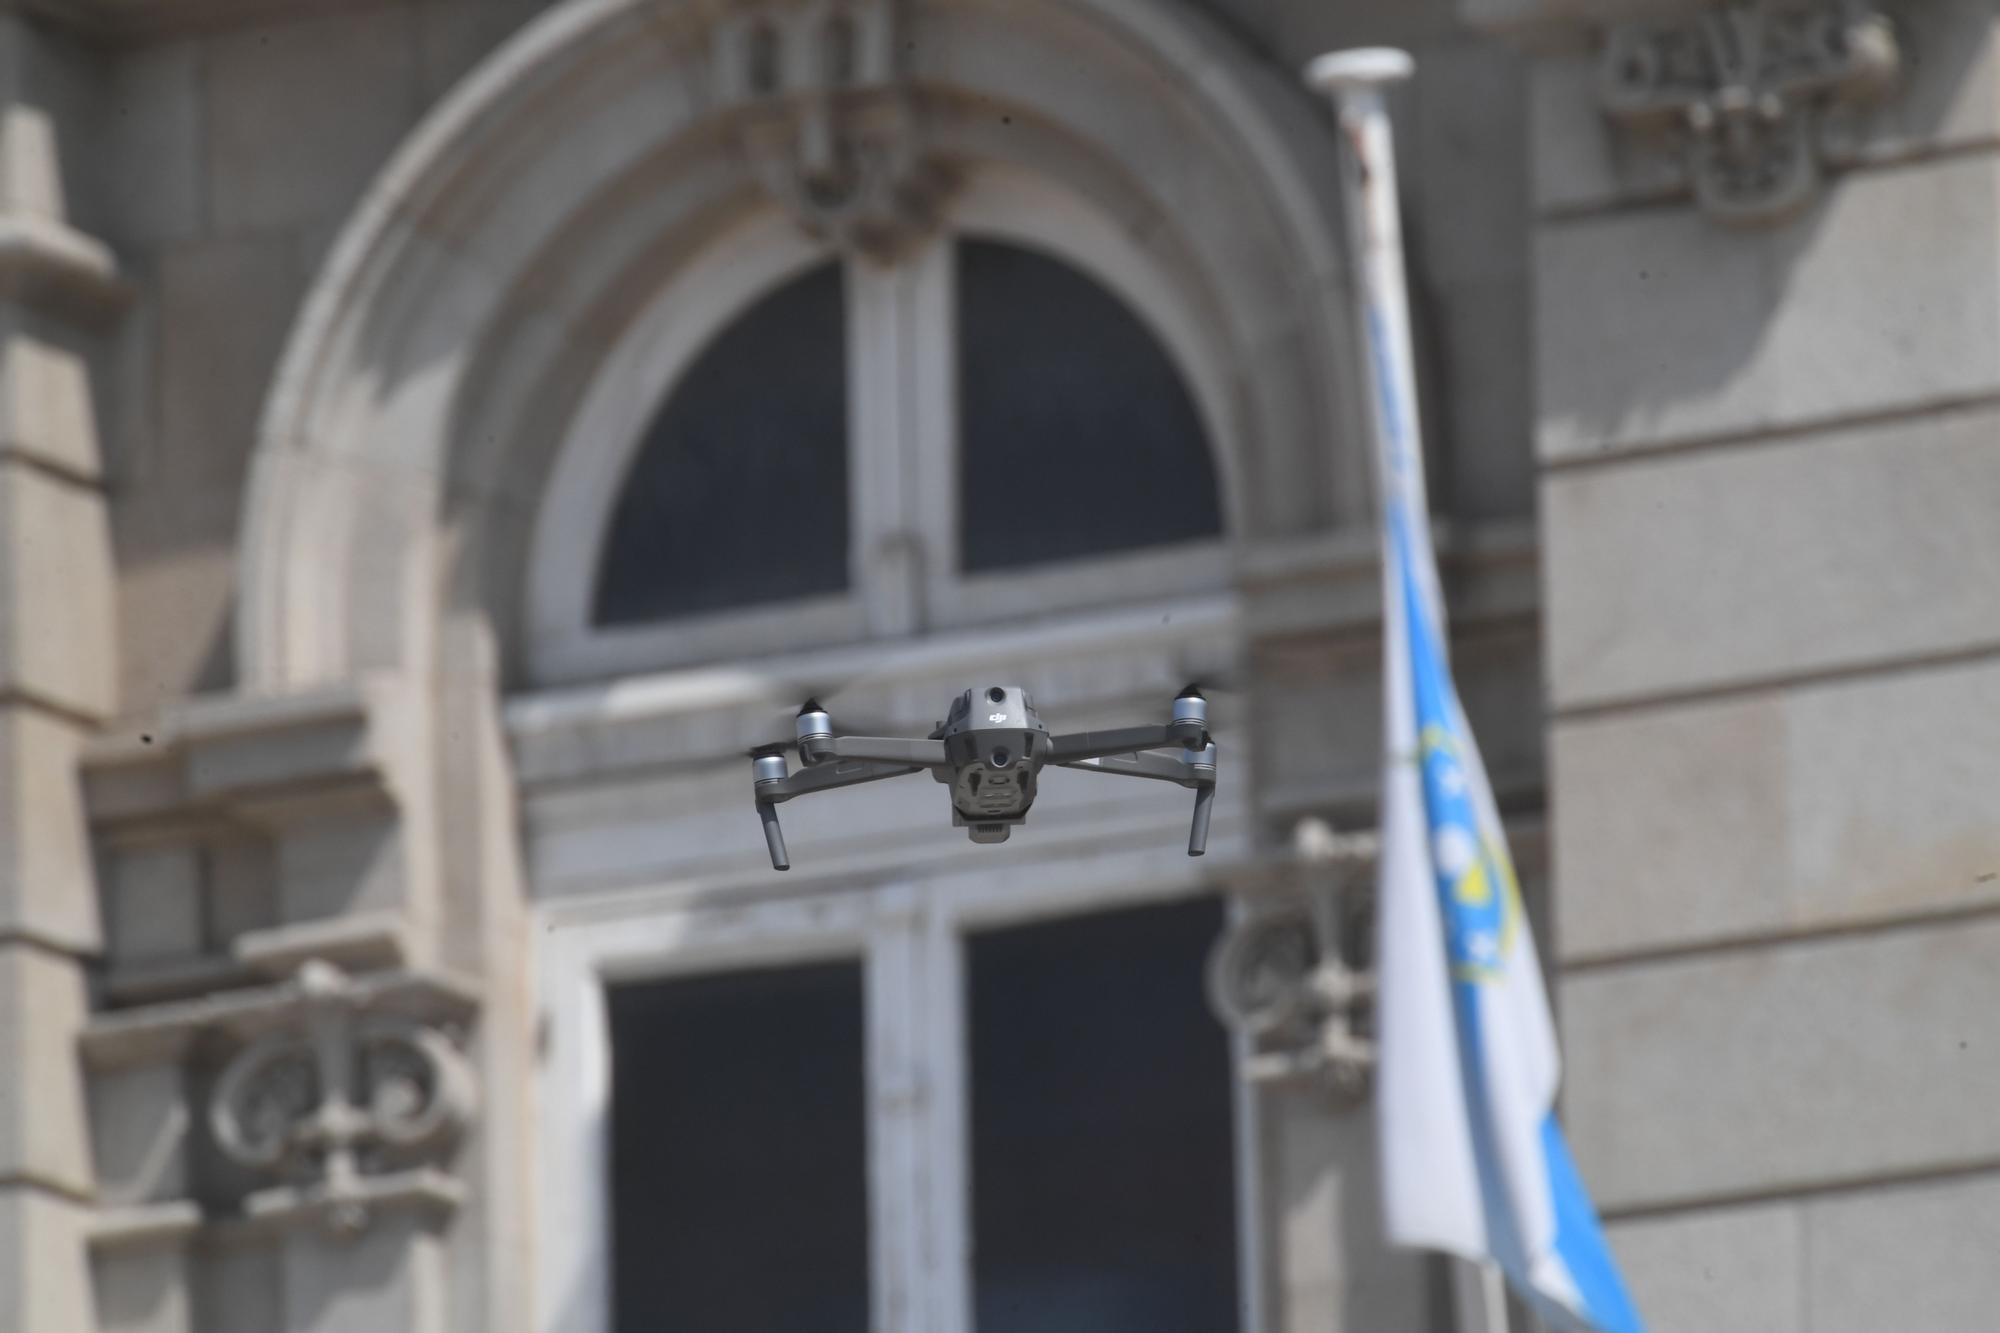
0,0,1991,1330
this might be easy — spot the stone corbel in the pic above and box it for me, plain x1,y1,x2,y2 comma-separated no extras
207,960,477,1238
712,0,956,260
80,960,481,1265
0,212,131,325
1208,821,1378,1106
1599,0,1902,225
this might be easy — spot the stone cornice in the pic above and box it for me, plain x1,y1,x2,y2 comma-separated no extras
0,212,128,327
504,521,1543,784
80,964,479,1070
239,1166,465,1236
1235,516,1541,641
8,0,410,44
88,1200,203,1255
83,679,409,833
1460,0,1712,45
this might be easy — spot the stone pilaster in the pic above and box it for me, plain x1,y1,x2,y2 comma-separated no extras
0,11,127,1332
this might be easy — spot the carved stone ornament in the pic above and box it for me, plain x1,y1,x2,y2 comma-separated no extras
1207,821,1378,1106
712,0,955,261
209,961,478,1236
1601,1,1902,226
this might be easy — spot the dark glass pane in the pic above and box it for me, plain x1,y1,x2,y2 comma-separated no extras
594,262,848,625
957,240,1222,573
608,961,868,1333
968,897,1239,1333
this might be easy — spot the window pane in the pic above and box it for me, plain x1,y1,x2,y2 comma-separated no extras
957,240,1222,573
594,261,849,625
607,961,868,1333
968,897,1239,1332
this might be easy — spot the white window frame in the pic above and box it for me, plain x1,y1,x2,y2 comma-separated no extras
910,166,1238,631
526,165,1240,688
527,215,867,684
534,861,1267,1333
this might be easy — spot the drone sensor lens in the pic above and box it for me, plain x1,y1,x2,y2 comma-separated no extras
989,747,1011,769
987,687,1007,704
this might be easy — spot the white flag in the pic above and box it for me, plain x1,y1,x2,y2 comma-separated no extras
1365,275,1646,1333
1308,49,1645,1328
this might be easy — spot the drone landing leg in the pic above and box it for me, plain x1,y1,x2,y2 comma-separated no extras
757,802,790,872
1188,784,1214,858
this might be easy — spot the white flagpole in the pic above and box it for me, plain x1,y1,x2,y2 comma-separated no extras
1306,47,1513,1333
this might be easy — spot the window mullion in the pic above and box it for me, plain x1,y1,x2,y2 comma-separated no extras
918,896,973,1333
906,235,957,633
848,251,940,638
866,889,931,1333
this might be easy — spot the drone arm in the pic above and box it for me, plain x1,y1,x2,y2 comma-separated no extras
1056,742,1218,858
1056,751,1201,785
750,757,926,871
1045,725,1179,763
825,736,950,768
758,758,926,802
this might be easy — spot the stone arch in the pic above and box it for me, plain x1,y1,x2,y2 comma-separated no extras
236,0,1368,693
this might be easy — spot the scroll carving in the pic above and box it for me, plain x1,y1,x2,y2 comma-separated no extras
713,0,954,260
1207,821,1377,1105
1601,1,1901,225
209,961,477,1235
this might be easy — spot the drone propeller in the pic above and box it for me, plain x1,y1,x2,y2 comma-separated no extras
1176,677,1248,730
743,684,913,756
1178,669,1252,699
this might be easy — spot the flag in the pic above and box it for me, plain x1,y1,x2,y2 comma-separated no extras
1364,297,1646,1330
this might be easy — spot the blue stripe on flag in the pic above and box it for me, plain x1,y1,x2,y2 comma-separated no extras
1396,512,1531,1274
1541,1116,1645,1333
1390,502,1645,1333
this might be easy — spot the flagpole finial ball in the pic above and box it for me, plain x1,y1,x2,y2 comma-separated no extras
1306,47,1415,95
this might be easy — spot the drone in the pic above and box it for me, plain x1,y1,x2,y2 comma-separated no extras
749,685,1218,870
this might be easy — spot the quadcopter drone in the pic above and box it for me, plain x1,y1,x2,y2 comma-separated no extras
749,685,1218,870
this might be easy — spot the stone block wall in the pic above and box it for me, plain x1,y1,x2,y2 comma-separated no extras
90,0,551,716
1514,1,2000,1327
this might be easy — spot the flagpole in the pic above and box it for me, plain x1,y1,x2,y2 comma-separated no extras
1306,47,1514,1333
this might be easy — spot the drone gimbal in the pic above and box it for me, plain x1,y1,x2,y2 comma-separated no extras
749,685,1218,870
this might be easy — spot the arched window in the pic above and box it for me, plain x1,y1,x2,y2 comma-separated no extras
957,239,1221,573
539,174,1233,684
593,262,848,627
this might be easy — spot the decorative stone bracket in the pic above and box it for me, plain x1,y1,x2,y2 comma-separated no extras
81,962,481,1243
1208,821,1378,1106
711,0,955,260
1600,0,1902,225
209,961,478,1237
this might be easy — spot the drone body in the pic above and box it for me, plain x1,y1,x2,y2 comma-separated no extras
750,685,1217,869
